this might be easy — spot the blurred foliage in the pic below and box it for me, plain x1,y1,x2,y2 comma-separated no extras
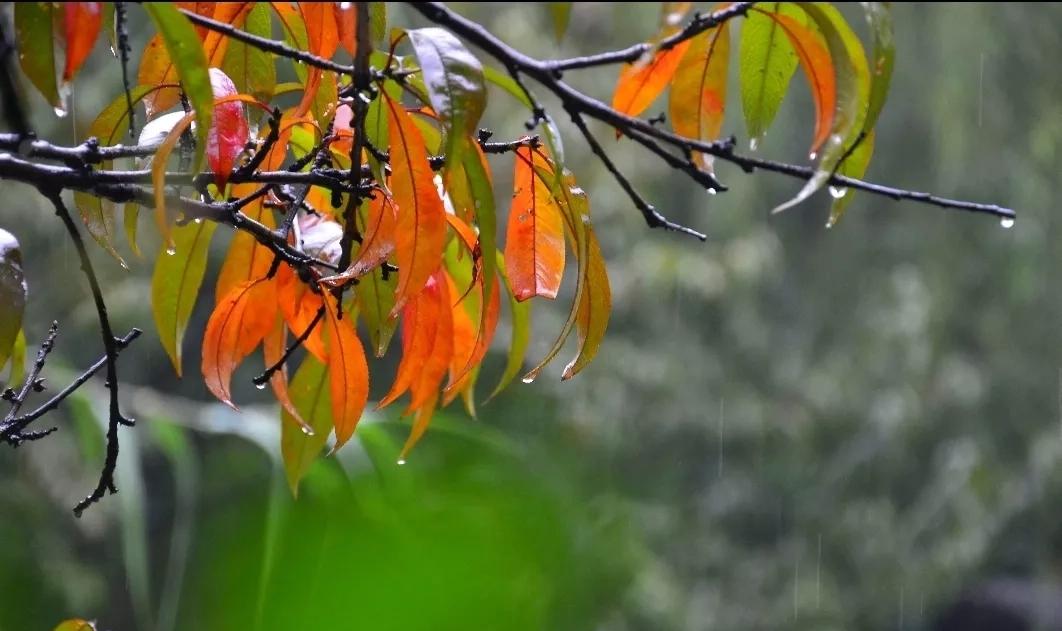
4,3,1062,631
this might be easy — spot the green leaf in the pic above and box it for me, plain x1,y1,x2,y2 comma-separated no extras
828,129,875,227
549,3,573,42
52,620,95,631
489,251,532,400
355,265,398,358
407,27,486,177
459,148,496,311
14,2,61,110
144,3,212,173
862,2,894,133
124,202,141,257
0,229,27,371
151,220,216,376
772,3,869,214
281,355,332,495
369,2,388,44
6,328,26,386
221,2,276,103
739,2,803,148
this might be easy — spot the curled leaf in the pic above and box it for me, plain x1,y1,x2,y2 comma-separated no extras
201,278,276,408
739,2,802,147
669,23,730,172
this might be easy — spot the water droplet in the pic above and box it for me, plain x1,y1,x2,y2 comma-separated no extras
165,246,176,256
300,425,315,436
521,373,537,384
825,219,835,230
809,151,818,161
109,45,117,58
339,1,352,8
707,187,717,196
1000,217,1015,229
749,137,759,152
828,186,848,199
255,381,267,390
396,459,406,466
193,218,203,224
53,106,67,118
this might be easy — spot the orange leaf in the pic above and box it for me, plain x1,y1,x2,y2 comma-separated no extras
206,68,249,187
384,93,447,315
378,274,443,409
321,295,369,450
562,230,611,380
300,1,338,59
320,194,398,288
62,3,102,82
505,146,565,301
443,271,500,403
399,390,439,462
611,41,691,121
334,2,356,55
669,24,730,172
276,265,327,363
201,278,277,408
264,314,313,435
765,11,836,155
406,271,453,414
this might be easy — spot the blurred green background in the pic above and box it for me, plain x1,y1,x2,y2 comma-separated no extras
3,3,1062,630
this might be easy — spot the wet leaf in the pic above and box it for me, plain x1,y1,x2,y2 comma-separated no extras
384,93,447,314
0,229,27,370
488,251,532,400
221,2,276,103
14,2,60,109
300,1,338,59
828,129,875,227
281,354,331,495
505,146,565,301
264,314,311,435
669,23,730,172
151,219,215,376
150,111,196,250
611,41,691,122
215,184,275,302
276,266,327,363
862,2,894,133
739,2,803,147
563,229,610,379
201,278,276,408
321,295,369,450
206,68,249,187
321,195,398,287
768,9,835,155
62,2,103,82
407,27,486,177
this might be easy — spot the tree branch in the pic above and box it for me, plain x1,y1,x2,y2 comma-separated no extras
408,2,1015,227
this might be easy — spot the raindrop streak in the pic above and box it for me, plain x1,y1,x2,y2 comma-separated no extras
828,186,848,199
718,398,725,478
898,586,905,630
1000,217,1015,229
816,534,822,609
793,557,800,621
978,53,985,128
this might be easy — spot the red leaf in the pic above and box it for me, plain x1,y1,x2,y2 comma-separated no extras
406,271,453,414
611,41,691,121
321,295,369,450
63,3,102,82
201,278,276,408
504,146,565,301
207,68,249,187
334,2,356,55
669,24,730,172
384,93,447,315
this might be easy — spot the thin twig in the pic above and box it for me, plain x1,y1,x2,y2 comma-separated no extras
43,188,134,517
252,308,325,387
115,2,137,140
0,321,60,442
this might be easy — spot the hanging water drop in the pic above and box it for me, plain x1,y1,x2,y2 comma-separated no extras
340,1,352,8
193,218,203,224
53,106,68,118
396,459,406,466
749,137,759,152
165,246,176,256
109,45,117,58
255,381,267,390
828,186,848,199
300,425,315,436
707,187,717,196
809,151,818,161
1000,217,1015,229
